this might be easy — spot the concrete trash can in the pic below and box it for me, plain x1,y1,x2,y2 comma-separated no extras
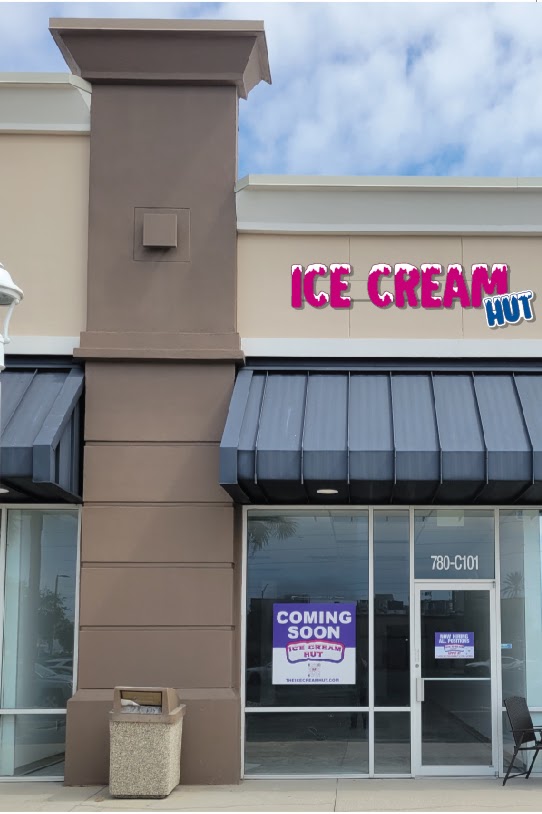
109,687,186,798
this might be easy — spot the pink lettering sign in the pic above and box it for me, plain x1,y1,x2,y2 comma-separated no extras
291,262,511,311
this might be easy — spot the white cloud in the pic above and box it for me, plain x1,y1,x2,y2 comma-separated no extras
0,2,541,176
231,3,542,176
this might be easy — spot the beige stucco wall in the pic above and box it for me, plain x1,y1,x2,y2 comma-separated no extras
237,233,542,341
0,133,89,340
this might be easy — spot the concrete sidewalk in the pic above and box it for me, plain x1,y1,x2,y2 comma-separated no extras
0,778,541,813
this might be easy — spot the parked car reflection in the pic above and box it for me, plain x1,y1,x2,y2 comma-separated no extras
43,658,73,677
464,656,523,677
34,664,73,708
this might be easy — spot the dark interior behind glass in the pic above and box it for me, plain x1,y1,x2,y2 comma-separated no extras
246,512,369,708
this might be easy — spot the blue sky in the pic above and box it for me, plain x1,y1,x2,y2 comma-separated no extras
1,2,541,177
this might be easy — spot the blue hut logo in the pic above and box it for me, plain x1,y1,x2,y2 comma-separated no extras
483,290,534,328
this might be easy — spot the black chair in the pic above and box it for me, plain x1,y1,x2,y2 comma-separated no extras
503,696,542,785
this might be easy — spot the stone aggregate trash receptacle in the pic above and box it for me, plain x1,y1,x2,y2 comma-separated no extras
109,687,186,798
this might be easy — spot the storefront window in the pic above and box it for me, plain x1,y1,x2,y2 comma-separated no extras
245,510,369,776
374,712,410,774
0,509,78,777
499,510,542,705
244,505,542,778
414,509,494,579
0,716,66,778
246,511,369,709
374,511,410,706
245,712,368,776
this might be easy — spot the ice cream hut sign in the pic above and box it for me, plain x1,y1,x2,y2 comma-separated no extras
291,263,535,329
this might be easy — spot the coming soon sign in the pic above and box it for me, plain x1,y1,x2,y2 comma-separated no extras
272,603,356,685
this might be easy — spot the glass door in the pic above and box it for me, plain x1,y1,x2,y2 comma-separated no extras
414,583,497,775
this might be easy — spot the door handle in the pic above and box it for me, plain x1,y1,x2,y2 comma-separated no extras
416,677,425,702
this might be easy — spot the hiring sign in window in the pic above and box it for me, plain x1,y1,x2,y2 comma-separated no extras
272,603,356,685
435,632,474,659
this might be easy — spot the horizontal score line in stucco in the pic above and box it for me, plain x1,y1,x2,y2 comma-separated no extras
82,503,234,508
84,440,221,446
81,560,233,569
81,501,233,506
79,625,237,633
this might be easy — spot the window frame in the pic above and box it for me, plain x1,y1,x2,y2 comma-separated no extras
0,504,81,782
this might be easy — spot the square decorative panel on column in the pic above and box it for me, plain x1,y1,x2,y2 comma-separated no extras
143,213,178,248
134,207,190,262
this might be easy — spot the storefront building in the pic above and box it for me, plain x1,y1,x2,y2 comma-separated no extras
1,16,542,784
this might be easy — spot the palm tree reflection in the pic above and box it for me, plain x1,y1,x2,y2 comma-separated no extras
502,571,524,598
248,517,298,555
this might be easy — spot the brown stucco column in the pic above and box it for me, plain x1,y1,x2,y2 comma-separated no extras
49,18,270,785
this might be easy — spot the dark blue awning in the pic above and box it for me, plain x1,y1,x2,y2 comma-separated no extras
220,367,542,504
0,367,84,502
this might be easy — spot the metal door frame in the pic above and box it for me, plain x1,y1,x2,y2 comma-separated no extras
412,580,498,776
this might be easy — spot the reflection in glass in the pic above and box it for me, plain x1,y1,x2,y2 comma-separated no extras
1,511,78,709
499,511,542,704
374,712,410,774
246,512,369,708
245,713,369,775
422,681,492,766
421,589,493,767
414,510,494,579
420,590,490,678
374,512,409,706
0,715,66,777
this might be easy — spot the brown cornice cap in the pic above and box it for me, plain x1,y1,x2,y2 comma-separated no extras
49,18,271,99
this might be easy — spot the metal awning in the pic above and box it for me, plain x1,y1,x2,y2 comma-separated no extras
220,366,542,504
0,366,84,502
